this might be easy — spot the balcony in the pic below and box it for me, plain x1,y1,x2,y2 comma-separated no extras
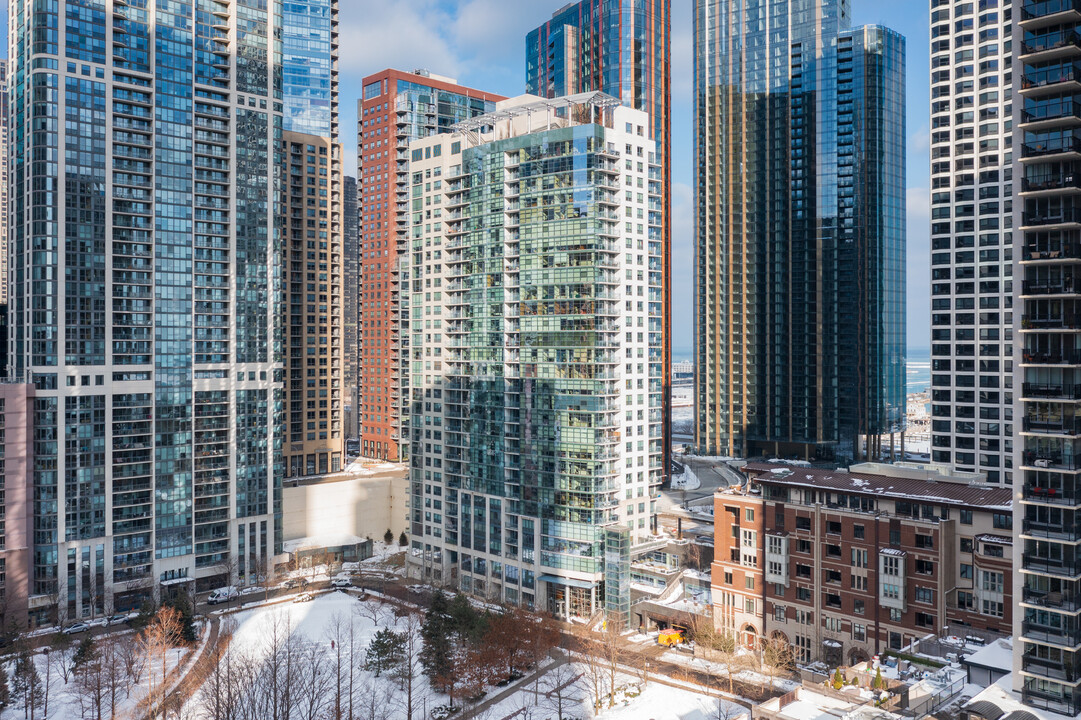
1023,173,1081,195
1022,651,1081,682
1025,137,1081,161
1024,383,1081,399
1023,518,1081,541
1023,585,1081,611
1022,29,1081,62
1024,416,1081,435
1024,483,1081,505
1021,101,1081,130
1024,555,1081,577
1025,238,1081,259
1025,278,1081,297
1023,680,1081,717
1023,63,1081,97
1023,0,1081,28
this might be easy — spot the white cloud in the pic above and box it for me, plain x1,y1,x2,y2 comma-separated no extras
339,2,460,80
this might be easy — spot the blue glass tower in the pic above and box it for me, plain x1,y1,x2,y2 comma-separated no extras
8,0,285,624
694,0,906,461
281,0,338,136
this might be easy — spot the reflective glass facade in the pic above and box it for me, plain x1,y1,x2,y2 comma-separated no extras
405,97,662,620
281,0,338,136
526,0,672,481
8,0,284,622
694,0,906,461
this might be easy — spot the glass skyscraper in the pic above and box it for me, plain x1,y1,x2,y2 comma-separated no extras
694,0,907,461
526,0,672,482
281,0,338,137
404,94,662,621
8,0,285,623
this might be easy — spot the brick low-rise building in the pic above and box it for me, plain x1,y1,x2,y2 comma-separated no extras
712,462,1013,666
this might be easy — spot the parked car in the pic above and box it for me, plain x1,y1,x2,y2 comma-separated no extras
106,614,129,627
64,622,90,635
282,579,298,589
331,576,352,588
207,586,239,605
293,592,313,603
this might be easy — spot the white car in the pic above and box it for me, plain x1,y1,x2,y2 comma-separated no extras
293,592,314,603
207,586,239,605
331,577,352,588
64,623,90,635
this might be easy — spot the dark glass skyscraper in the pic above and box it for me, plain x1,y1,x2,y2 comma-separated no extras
694,0,906,461
526,0,671,480
8,0,286,623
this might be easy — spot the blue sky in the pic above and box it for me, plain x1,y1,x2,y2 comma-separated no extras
340,0,932,359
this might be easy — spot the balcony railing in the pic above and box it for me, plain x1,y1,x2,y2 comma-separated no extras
1022,29,1081,56
1024,383,1081,398
1023,0,1081,22
1023,586,1081,611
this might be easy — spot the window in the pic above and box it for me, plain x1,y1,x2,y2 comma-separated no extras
960,563,973,579
915,534,934,549
981,570,1004,593
992,513,1012,530
825,593,842,609
915,587,935,604
883,556,902,576
797,587,811,602
961,538,974,553
957,591,974,609
774,605,787,622
916,612,936,628
853,524,865,540
854,599,865,615
796,564,812,579
851,549,868,568
827,521,842,535
960,509,973,525
916,559,935,575
745,576,755,590
796,517,811,531
745,508,755,522
889,608,902,622
981,599,1004,617
983,543,1004,558
826,544,842,558
774,583,785,597
882,582,902,600
850,574,868,591
745,598,755,614
853,624,866,641
797,539,812,553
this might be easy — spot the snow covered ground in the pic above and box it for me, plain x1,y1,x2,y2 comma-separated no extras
8,624,197,720
479,664,747,720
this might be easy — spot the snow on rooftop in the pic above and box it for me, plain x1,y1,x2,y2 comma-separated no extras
282,533,369,553
963,638,1013,671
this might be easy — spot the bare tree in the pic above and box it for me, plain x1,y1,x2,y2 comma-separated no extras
394,610,428,720
762,635,794,695
99,637,128,720
69,637,104,720
294,639,333,720
597,617,626,708
540,661,585,720
140,605,185,719
324,611,351,720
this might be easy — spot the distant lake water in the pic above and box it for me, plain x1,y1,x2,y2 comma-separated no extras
908,348,930,395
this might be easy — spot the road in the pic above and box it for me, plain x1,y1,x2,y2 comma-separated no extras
657,454,744,512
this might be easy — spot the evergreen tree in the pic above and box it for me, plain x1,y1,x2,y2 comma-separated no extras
398,531,408,547
421,591,453,684
384,528,394,545
12,649,43,719
447,593,488,644
72,635,97,671
162,591,197,643
365,628,405,677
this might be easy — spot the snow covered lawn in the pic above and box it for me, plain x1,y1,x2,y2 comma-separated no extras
479,664,747,720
